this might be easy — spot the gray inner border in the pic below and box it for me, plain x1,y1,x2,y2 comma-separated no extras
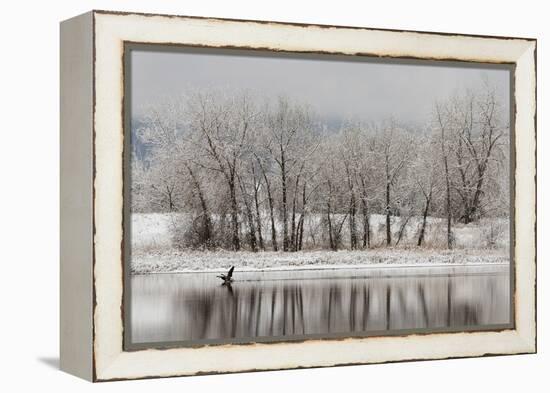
123,43,515,351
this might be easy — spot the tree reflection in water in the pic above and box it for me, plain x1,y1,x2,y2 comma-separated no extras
130,267,510,344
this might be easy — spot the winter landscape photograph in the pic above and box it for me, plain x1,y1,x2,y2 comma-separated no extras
125,46,513,346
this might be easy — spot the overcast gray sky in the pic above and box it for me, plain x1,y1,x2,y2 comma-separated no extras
130,47,510,126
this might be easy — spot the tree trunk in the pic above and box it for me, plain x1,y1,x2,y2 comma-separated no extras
252,167,265,251
296,217,304,251
455,137,472,224
417,191,432,247
327,201,335,251
468,164,487,223
362,213,370,248
257,157,278,251
385,180,391,246
438,108,453,250
349,192,357,249
345,166,357,250
290,177,298,251
360,178,370,248
290,170,303,251
186,164,212,246
228,177,241,251
395,214,411,246
281,150,289,251
334,214,348,251
443,152,452,249
265,177,277,251
238,176,257,252
166,185,174,212
298,182,307,251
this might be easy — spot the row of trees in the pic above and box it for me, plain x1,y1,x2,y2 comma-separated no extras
131,85,509,251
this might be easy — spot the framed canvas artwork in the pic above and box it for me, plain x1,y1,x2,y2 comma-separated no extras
60,10,537,381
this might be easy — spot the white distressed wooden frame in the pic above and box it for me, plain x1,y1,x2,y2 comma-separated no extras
60,10,536,382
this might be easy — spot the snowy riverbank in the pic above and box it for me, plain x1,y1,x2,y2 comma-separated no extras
129,212,510,274
131,248,509,274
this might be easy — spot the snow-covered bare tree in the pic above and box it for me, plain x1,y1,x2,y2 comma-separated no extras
262,97,315,251
185,91,260,251
135,98,185,212
434,102,455,249
374,120,414,246
412,134,441,246
447,87,509,223
131,83,509,253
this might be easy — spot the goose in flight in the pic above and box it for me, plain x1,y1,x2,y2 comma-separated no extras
217,266,235,285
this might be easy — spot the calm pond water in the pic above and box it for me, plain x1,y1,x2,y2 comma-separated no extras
130,265,510,345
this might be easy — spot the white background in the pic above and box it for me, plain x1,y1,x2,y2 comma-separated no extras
0,0,546,391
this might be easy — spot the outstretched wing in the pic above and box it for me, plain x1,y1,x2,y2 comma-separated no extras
227,266,235,278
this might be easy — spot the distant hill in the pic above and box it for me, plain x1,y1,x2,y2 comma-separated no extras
130,117,151,162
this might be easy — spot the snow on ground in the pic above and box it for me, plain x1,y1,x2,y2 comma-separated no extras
130,213,510,274
131,213,182,252
131,248,509,274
